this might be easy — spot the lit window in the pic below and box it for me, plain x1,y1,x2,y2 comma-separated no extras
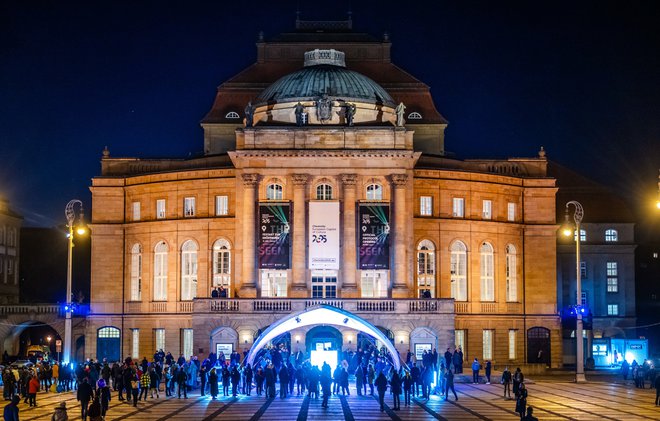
480,242,494,301
184,197,196,217
7,258,14,276
212,239,231,292
155,328,165,351
182,329,193,358
653,252,658,259
407,112,422,120
156,199,166,219
509,330,516,360
316,184,333,200
266,184,283,200
507,202,515,221
366,184,383,200
181,240,198,301
131,329,139,359
130,244,142,301
506,244,517,302
311,271,338,298
482,200,492,220
420,196,432,216
607,304,619,316
605,229,618,242
606,262,618,292
225,111,240,119
215,195,228,216
360,271,387,298
98,327,120,338
483,330,493,360
450,241,467,301
417,240,435,298
153,241,168,301
261,270,287,297
132,202,140,221
455,330,465,354
581,291,587,307
452,198,464,217
574,229,586,242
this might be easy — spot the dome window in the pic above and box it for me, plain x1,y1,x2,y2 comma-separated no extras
407,112,422,120
225,111,240,119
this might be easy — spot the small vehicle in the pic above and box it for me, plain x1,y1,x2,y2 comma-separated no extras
26,345,50,362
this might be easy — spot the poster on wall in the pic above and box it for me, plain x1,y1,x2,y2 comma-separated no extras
308,201,340,270
358,203,390,270
216,343,233,359
415,343,432,361
258,203,291,269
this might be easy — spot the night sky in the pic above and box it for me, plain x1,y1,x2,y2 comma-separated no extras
1,1,659,231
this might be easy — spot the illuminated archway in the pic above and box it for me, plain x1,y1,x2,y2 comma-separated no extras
245,305,402,370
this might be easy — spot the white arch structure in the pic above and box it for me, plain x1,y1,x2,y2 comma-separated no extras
245,304,401,371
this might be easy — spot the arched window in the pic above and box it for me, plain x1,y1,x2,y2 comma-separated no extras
225,111,240,119
181,240,198,301
213,239,231,293
316,184,333,200
417,240,435,298
506,244,517,302
153,241,168,301
407,112,422,120
366,183,383,200
130,244,142,301
574,229,587,242
450,241,467,301
480,242,494,301
266,183,283,200
605,229,618,242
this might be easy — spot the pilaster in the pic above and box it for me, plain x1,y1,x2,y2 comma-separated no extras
341,174,358,297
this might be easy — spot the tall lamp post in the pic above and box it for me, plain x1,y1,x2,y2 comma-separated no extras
64,199,86,365
561,200,587,383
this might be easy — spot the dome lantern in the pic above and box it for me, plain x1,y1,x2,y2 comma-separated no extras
304,49,346,67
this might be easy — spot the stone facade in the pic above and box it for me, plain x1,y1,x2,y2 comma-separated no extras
0,196,21,304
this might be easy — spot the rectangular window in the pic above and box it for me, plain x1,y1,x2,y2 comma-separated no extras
606,262,618,292
184,197,195,217
455,330,465,355
131,329,139,359
360,271,388,298
507,202,515,221
7,258,13,275
132,202,140,221
607,304,619,316
506,252,517,302
156,199,166,219
261,270,287,298
215,195,229,216
581,291,587,307
483,330,493,360
508,330,516,360
482,200,492,220
580,261,587,279
155,328,165,351
182,329,193,358
452,198,464,218
419,196,432,216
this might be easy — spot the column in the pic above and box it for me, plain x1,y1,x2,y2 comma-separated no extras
240,173,258,298
341,174,358,297
291,174,308,297
391,173,409,297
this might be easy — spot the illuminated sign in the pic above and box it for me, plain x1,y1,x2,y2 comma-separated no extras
258,203,291,269
358,204,390,270
309,201,340,269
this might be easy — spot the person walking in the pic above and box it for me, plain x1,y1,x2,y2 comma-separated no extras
654,373,660,406
130,371,139,407
485,360,492,384
209,368,219,400
320,368,331,408
502,366,512,399
375,371,388,412
96,379,111,418
149,368,160,399
403,371,413,406
50,401,68,421
471,358,481,384
3,395,20,421
77,378,93,420
513,368,524,398
390,370,402,410
28,374,40,407
515,383,528,420
444,368,458,401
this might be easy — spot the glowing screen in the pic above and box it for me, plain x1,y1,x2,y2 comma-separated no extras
311,350,337,370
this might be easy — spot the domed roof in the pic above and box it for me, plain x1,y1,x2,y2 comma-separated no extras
255,50,395,107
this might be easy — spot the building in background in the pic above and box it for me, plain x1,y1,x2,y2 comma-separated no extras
86,19,561,368
0,195,22,304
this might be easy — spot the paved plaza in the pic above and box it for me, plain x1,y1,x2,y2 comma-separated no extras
7,379,659,420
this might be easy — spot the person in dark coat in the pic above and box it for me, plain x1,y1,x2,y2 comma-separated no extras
244,364,253,396
522,406,539,421
339,367,349,395
222,366,230,396
255,367,265,396
485,360,492,384
390,371,402,410
375,372,388,412
444,348,452,370
502,366,512,399
295,365,305,395
199,365,207,396
654,374,660,406
320,368,331,408
403,371,413,406
3,395,20,421
209,368,219,400
515,383,528,420
265,365,276,398
177,367,188,399
77,378,94,421
513,368,524,398
96,379,111,417
230,367,240,397
444,368,458,401
411,363,421,396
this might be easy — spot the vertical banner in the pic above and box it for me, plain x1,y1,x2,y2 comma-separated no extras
358,203,390,269
308,201,340,270
258,203,291,269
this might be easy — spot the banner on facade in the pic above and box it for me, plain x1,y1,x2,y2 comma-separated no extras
358,203,390,270
258,203,291,269
308,201,340,270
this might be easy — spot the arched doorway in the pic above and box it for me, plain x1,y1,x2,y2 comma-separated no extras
305,326,342,369
527,327,551,365
3,321,62,362
96,326,120,362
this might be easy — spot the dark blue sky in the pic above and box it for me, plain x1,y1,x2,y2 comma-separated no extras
1,1,659,228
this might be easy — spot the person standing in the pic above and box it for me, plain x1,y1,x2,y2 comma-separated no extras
654,373,660,406
340,367,349,396
209,368,219,400
77,378,93,420
177,366,188,399
230,367,241,397
485,360,492,384
502,366,512,399
444,348,452,371
390,370,402,410
411,363,421,397
515,383,528,420
149,368,159,399
278,365,288,398
255,367,264,396
130,371,139,407
50,401,68,421
375,371,388,412
199,365,207,397
244,364,253,396
3,395,19,421
444,368,458,401
403,371,413,406
367,364,375,396
471,358,481,384
513,368,524,398
320,367,331,408
97,379,111,418
28,374,40,407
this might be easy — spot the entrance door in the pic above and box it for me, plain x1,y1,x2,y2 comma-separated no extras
97,327,120,362
306,326,342,369
527,327,551,365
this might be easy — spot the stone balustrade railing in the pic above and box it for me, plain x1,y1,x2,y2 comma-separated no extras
0,304,89,317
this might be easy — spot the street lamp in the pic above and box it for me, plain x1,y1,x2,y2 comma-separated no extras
64,199,86,365
561,200,587,383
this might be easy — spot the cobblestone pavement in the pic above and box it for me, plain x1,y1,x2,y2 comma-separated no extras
7,380,659,420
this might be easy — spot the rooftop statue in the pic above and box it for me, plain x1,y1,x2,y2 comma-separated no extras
245,101,255,127
345,103,356,126
294,102,305,126
395,102,406,127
